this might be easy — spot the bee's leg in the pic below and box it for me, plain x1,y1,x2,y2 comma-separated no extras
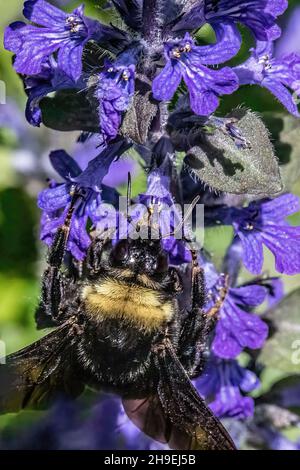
178,266,208,375
84,237,109,277
36,200,78,329
178,255,218,378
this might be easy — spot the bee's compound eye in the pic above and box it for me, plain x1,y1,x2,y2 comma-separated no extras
111,239,130,265
155,252,169,274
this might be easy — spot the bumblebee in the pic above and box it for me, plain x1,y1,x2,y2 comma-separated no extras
0,196,235,450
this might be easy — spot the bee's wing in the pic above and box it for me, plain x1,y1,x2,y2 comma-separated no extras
0,320,84,413
123,339,236,450
123,395,189,448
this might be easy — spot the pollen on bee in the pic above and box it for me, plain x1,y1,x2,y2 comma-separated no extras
81,279,174,331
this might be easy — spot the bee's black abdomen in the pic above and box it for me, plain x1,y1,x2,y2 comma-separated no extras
77,318,161,397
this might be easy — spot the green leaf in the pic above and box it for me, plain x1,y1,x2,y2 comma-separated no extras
262,113,300,191
40,90,99,133
184,108,282,196
258,288,300,374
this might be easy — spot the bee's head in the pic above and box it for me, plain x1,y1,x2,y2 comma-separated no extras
109,238,169,277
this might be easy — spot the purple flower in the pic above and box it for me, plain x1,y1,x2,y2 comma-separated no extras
233,41,300,117
175,0,288,42
95,60,135,142
196,356,260,419
209,276,268,359
24,56,82,126
70,133,138,188
230,194,300,275
4,0,105,81
38,140,130,259
152,33,238,116
103,157,138,188
136,156,192,265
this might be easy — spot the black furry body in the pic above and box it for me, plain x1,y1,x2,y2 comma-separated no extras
0,224,235,450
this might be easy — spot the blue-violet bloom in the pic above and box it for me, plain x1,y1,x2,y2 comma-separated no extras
196,356,260,419
38,140,130,259
24,56,82,126
4,0,105,81
233,41,300,117
95,60,135,142
175,0,288,42
152,32,238,116
207,275,268,359
230,194,300,275
137,156,192,265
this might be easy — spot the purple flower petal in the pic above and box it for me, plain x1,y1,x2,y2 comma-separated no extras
230,285,267,307
237,230,264,275
260,194,300,220
234,43,300,117
212,294,268,359
196,356,259,420
189,66,238,115
265,0,288,17
38,184,71,212
95,62,135,141
4,22,26,54
263,78,300,117
195,22,241,65
24,0,67,27
4,0,104,81
162,238,192,265
50,150,82,180
67,214,91,260
73,140,130,190
210,387,254,419
57,39,86,81
261,225,300,274
152,33,238,116
152,61,182,102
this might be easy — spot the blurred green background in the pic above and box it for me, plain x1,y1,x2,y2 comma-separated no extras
1,0,300,439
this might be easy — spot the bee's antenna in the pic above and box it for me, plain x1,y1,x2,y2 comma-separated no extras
127,172,132,213
126,172,133,238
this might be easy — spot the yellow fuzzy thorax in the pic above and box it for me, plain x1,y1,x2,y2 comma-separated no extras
81,278,174,331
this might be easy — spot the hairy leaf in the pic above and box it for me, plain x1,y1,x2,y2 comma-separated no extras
183,109,282,196
121,76,158,144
